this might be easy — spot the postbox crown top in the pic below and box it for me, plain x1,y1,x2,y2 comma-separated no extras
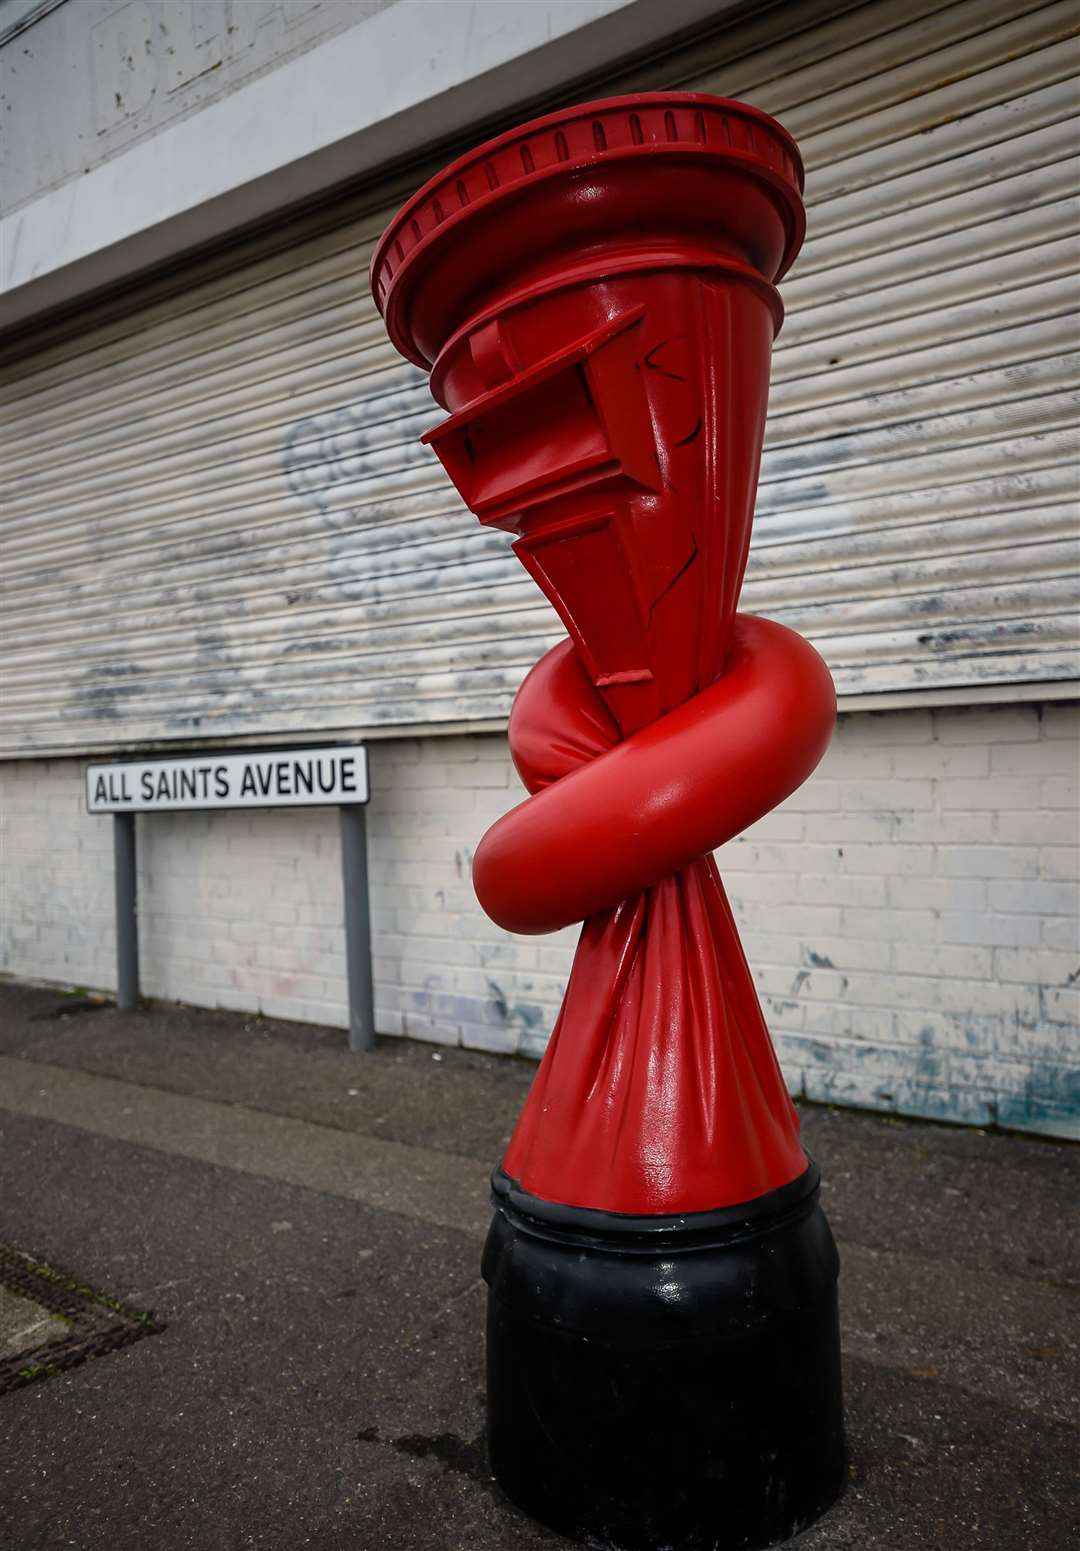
371,92,805,370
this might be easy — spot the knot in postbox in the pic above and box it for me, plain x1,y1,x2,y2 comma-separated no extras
372,92,846,1551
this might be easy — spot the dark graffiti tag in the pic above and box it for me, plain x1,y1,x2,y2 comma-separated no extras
280,368,438,520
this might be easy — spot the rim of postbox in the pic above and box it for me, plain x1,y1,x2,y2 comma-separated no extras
369,90,806,369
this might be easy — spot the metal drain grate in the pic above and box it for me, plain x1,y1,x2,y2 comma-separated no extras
0,1243,164,1394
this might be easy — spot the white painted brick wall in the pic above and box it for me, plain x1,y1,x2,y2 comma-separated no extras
1,702,1077,1137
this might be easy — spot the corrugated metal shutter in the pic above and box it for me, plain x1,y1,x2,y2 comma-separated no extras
1,0,1077,756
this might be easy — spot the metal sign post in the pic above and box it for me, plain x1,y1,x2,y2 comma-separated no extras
113,811,139,1011
86,745,373,1047
339,804,375,1053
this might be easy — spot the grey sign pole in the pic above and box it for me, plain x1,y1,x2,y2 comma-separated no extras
113,812,139,1010
340,804,376,1052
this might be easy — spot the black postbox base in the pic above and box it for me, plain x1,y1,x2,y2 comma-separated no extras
482,1164,846,1551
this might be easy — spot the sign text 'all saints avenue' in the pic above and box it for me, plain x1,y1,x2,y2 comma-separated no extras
85,745,369,813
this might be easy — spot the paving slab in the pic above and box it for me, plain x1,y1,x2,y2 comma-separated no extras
0,1285,62,1361
0,982,533,1162
0,982,1076,1550
0,1055,490,1237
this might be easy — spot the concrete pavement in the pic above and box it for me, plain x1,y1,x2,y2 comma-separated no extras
0,981,1076,1549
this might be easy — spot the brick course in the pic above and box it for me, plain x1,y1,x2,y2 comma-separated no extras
2,702,1077,1137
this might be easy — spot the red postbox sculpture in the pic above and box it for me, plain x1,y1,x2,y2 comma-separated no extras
373,93,845,1550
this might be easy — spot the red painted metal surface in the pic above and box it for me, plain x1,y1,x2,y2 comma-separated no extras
372,92,834,1215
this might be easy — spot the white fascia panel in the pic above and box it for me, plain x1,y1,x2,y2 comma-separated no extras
0,0,730,331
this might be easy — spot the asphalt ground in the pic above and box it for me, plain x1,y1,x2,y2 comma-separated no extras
0,980,1076,1550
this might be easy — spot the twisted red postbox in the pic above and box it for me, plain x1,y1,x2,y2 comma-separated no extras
373,93,846,1550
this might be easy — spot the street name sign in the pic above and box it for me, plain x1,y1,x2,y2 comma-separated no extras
86,745,369,813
